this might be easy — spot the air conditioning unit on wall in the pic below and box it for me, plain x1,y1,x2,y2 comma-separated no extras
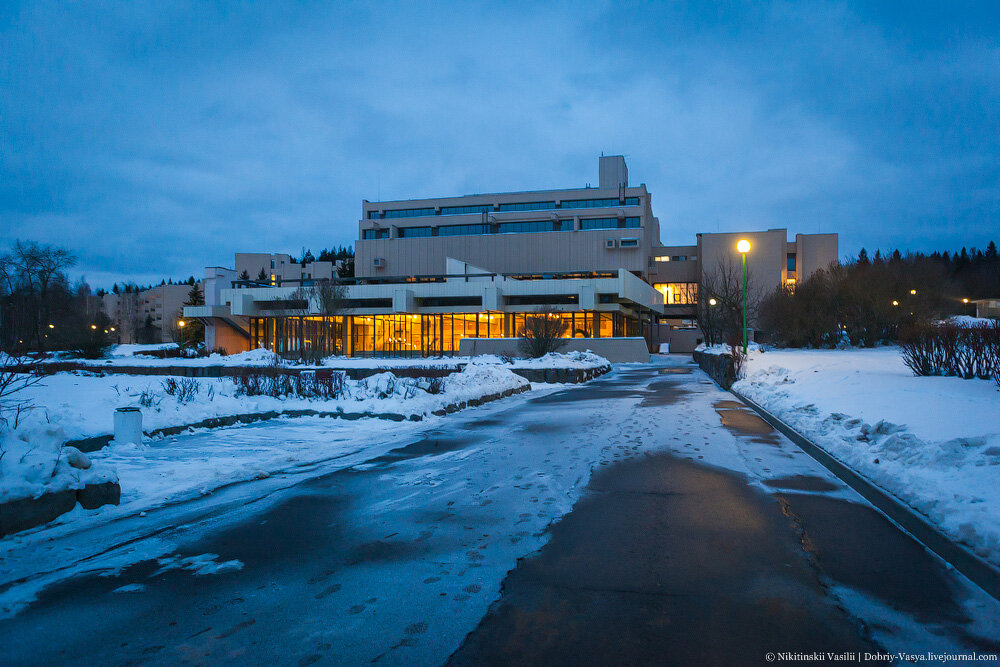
373,257,385,268
605,238,617,249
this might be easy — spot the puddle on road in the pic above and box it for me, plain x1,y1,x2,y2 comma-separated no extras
713,400,782,445
762,475,839,492
658,367,692,375
638,384,690,407
364,433,478,466
464,417,503,430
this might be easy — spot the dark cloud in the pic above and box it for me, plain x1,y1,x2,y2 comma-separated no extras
2,1,998,286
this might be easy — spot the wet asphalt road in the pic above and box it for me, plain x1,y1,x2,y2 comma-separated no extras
1,358,998,666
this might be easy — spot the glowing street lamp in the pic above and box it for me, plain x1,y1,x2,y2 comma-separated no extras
708,298,717,306
737,239,751,353
962,298,969,304
910,289,917,295
178,320,186,328
90,324,97,330
892,300,899,306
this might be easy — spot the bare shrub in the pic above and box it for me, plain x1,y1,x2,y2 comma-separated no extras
162,377,200,403
231,368,347,400
425,377,445,395
730,345,746,380
517,312,568,358
137,387,160,408
0,354,43,428
899,321,1000,379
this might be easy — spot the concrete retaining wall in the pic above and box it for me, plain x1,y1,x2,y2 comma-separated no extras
692,350,738,389
29,362,459,381
0,481,121,538
459,337,649,363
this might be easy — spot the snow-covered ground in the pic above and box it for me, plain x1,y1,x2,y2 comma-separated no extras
733,347,1000,565
0,363,529,507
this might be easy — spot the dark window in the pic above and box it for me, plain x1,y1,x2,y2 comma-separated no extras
625,197,640,206
580,216,641,231
496,220,567,234
787,253,797,271
440,205,493,215
498,201,555,212
367,211,381,219
363,229,390,240
383,208,435,219
398,226,433,238
439,224,491,236
620,238,639,248
560,198,619,209
558,219,574,231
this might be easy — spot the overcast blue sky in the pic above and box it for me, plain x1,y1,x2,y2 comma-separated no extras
2,1,998,286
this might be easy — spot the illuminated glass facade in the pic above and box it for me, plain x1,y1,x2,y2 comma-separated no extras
248,311,641,357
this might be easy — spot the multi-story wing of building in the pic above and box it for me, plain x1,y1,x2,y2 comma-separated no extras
186,156,838,358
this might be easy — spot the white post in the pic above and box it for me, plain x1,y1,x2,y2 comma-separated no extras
114,407,143,446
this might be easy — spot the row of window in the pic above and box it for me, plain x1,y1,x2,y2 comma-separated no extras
364,217,641,239
367,197,640,219
654,255,692,262
580,217,641,230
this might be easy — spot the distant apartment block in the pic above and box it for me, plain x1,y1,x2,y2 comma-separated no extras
234,253,345,287
103,283,193,344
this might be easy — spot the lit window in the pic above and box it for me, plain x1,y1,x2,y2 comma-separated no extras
654,283,698,305
655,256,671,262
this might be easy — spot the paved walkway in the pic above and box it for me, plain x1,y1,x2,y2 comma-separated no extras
0,357,997,665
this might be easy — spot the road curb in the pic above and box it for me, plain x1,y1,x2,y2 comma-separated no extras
730,388,1000,603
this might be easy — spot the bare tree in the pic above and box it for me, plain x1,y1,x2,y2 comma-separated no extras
0,353,43,430
312,279,347,359
698,256,761,348
517,311,568,358
116,289,141,344
10,241,76,353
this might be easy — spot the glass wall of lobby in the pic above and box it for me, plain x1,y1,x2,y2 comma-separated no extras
248,311,640,357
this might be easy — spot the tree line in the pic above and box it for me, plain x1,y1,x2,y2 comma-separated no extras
756,242,999,349
0,241,206,357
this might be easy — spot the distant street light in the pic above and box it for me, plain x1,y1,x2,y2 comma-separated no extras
709,298,717,306
962,298,969,303
48,324,55,329
892,300,899,306
90,324,97,330
910,289,917,295
737,239,751,354
178,320,186,328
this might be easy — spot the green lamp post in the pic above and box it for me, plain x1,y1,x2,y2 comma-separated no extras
737,239,751,353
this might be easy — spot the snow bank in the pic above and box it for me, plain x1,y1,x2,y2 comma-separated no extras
695,342,764,355
733,347,1000,565
108,343,178,357
42,347,609,371
946,315,998,328
0,423,117,504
